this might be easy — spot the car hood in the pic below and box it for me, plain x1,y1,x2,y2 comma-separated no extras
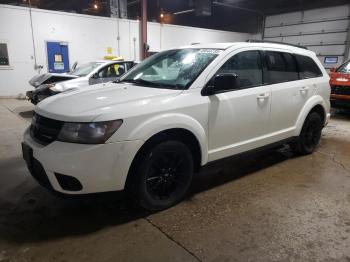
29,73,79,87
56,77,89,90
35,82,183,122
330,71,350,86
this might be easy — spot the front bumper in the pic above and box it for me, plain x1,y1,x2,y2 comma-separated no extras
26,88,59,105
22,128,143,194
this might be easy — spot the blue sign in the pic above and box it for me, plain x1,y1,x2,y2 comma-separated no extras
324,56,338,64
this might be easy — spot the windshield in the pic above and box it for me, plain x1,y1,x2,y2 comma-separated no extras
120,48,222,89
337,60,350,74
70,62,103,77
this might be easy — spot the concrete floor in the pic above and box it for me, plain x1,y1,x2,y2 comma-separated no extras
1,98,350,262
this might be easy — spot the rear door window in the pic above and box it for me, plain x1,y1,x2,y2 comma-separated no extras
264,51,299,84
294,54,323,79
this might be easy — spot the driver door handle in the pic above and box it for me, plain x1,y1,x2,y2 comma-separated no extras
300,86,309,92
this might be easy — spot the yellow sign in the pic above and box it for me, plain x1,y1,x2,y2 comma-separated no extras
107,47,113,54
54,54,62,62
103,55,124,61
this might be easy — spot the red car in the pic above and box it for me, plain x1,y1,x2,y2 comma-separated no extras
330,59,350,109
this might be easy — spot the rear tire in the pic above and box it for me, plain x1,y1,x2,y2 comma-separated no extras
130,140,194,211
291,112,323,155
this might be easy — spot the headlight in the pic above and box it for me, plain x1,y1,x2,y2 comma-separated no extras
50,83,64,92
57,120,123,144
36,83,54,92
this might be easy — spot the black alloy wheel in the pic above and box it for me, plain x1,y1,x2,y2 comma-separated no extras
291,112,323,155
133,140,194,211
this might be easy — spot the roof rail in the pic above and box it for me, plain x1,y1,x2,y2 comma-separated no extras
246,39,308,50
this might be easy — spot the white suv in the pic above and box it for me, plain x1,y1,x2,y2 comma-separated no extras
22,42,330,210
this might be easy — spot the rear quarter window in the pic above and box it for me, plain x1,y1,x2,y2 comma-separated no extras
294,54,323,79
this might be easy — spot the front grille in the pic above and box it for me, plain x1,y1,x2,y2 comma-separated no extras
30,113,64,145
331,85,350,96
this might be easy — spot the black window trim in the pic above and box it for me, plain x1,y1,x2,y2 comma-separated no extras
293,53,323,80
262,50,300,85
263,51,324,84
202,49,324,96
204,50,265,94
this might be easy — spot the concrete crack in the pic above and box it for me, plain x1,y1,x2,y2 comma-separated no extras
2,103,29,123
317,151,350,173
143,217,202,262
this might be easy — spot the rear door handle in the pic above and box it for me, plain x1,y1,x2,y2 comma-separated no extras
257,93,270,100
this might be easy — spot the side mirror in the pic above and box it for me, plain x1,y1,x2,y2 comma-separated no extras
330,67,336,73
71,61,78,71
202,73,238,96
92,73,99,79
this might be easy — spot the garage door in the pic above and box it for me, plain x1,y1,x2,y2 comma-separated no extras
263,5,350,69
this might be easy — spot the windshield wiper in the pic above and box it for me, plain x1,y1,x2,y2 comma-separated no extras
121,79,159,86
118,78,184,90
112,78,121,83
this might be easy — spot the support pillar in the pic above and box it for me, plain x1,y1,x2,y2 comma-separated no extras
139,0,147,60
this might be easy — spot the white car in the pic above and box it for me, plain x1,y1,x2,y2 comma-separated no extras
27,60,137,104
22,42,330,210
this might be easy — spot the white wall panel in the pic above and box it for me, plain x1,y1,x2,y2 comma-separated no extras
265,12,302,25
304,5,350,20
0,6,36,96
160,24,251,50
0,4,252,96
264,4,350,69
265,20,349,38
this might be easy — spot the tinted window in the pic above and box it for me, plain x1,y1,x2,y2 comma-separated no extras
295,54,323,79
0,43,9,66
126,62,136,70
217,50,263,89
265,51,299,84
97,63,125,78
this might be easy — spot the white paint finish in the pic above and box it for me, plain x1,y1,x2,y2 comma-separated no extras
24,42,330,194
0,4,252,96
207,85,271,161
264,4,350,68
23,128,143,193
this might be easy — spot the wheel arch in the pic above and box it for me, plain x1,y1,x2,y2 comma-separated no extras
125,127,204,192
126,114,208,164
294,96,327,136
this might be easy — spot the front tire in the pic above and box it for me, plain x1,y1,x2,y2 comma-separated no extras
131,141,194,211
291,112,323,155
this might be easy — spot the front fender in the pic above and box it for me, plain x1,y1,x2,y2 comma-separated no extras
294,95,328,136
127,113,209,165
